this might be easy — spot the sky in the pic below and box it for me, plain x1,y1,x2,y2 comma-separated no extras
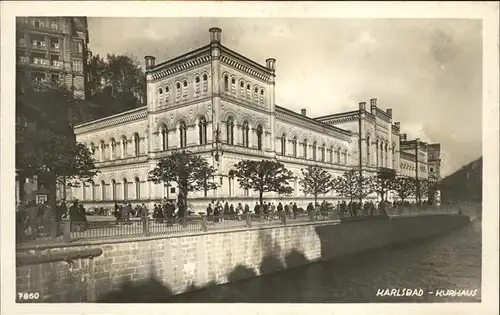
88,18,482,176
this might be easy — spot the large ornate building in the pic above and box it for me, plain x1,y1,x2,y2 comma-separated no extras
70,28,441,210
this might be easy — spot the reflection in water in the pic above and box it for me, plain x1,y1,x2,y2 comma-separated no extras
167,220,481,303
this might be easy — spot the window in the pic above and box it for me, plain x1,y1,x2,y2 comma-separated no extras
159,88,163,95
312,142,317,160
254,87,259,102
321,144,326,162
17,34,26,47
161,125,168,150
176,82,181,100
231,77,236,93
260,89,265,104
182,80,188,98
380,142,384,167
242,121,249,148
228,170,235,197
198,116,207,145
100,141,105,161
392,146,396,168
179,120,187,148
133,133,140,156
280,134,286,156
336,149,341,164
224,75,229,91
366,136,371,166
111,180,117,200
123,178,128,200
329,147,334,163
194,76,200,94
72,60,83,72
202,74,208,92
34,19,44,28
164,86,170,103
430,167,434,172
50,38,60,50
239,80,245,96
50,73,59,85
226,117,234,145
256,125,263,150
91,182,96,201
101,180,106,200
72,41,83,54
135,177,140,200
343,150,348,164
246,84,251,99
110,138,116,160
121,136,127,158
82,183,87,201
303,139,308,159
384,143,388,167
292,137,297,157
50,19,58,30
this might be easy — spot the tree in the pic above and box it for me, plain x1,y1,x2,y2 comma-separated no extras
148,151,219,218
16,79,98,208
299,165,335,206
390,176,416,207
372,167,396,202
234,159,295,206
86,53,146,120
332,169,374,215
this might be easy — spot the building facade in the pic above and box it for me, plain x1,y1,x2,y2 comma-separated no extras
16,17,89,99
70,28,441,210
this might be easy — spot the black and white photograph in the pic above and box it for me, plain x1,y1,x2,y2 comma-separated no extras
1,2,498,315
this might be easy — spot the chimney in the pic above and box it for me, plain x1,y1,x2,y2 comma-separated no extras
265,58,276,72
301,108,307,116
394,122,400,129
402,133,407,141
386,108,393,117
359,102,366,111
144,56,156,70
370,98,377,115
209,27,222,43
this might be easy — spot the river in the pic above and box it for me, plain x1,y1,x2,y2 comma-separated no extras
166,219,482,303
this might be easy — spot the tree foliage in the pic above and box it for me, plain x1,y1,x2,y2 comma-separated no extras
390,176,416,205
234,159,295,206
332,169,374,204
148,151,219,217
299,165,335,205
372,167,396,201
86,53,146,119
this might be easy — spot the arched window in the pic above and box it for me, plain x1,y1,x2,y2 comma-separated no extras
100,140,105,161
123,178,128,200
91,182,96,201
133,133,140,156
228,170,235,197
292,137,297,157
179,120,187,148
312,141,317,160
176,82,181,100
161,125,168,151
280,134,286,156
110,138,116,160
121,136,127,158
164,86,170,103
226,117,234,145
254,87,259,102
224,75,229,91
82,182,87,201
202,74,208,92
159,87,163,95
256,125,263,150
135,177,140,200
336,148,341,164
182,80,188,98
198,116,207,145
90,142,96,159
239,80,245,96
376,139,380,166
111,179,117,201
231,77,236,93
366,136,371,166
260,89,265,104
392,145,396,168
384,143,388,167
303,139,308,159
246,83,251,99
343,150,348,164
321,143,326,162
194,76,200,94
380,142,384,167
329,146,334,163
242,121,249,148
101,180,106,200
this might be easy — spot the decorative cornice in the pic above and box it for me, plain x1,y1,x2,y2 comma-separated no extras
220,47,272,83
319,115,359,125
74,107,147,134
275,106,351,139
376,108,391,122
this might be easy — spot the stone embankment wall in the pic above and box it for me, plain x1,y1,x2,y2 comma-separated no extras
16,214,470,302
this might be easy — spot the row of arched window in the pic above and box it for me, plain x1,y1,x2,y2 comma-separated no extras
89,133,142,162
157,73,209,105
81,177,141,201
158,116,209,151
222,73,265,105
366,136,396,168
226,117,264,150
278,134,348,164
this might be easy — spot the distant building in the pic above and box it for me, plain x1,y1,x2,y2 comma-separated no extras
16,17,89,99
69,28,441,210
440,157,482,203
